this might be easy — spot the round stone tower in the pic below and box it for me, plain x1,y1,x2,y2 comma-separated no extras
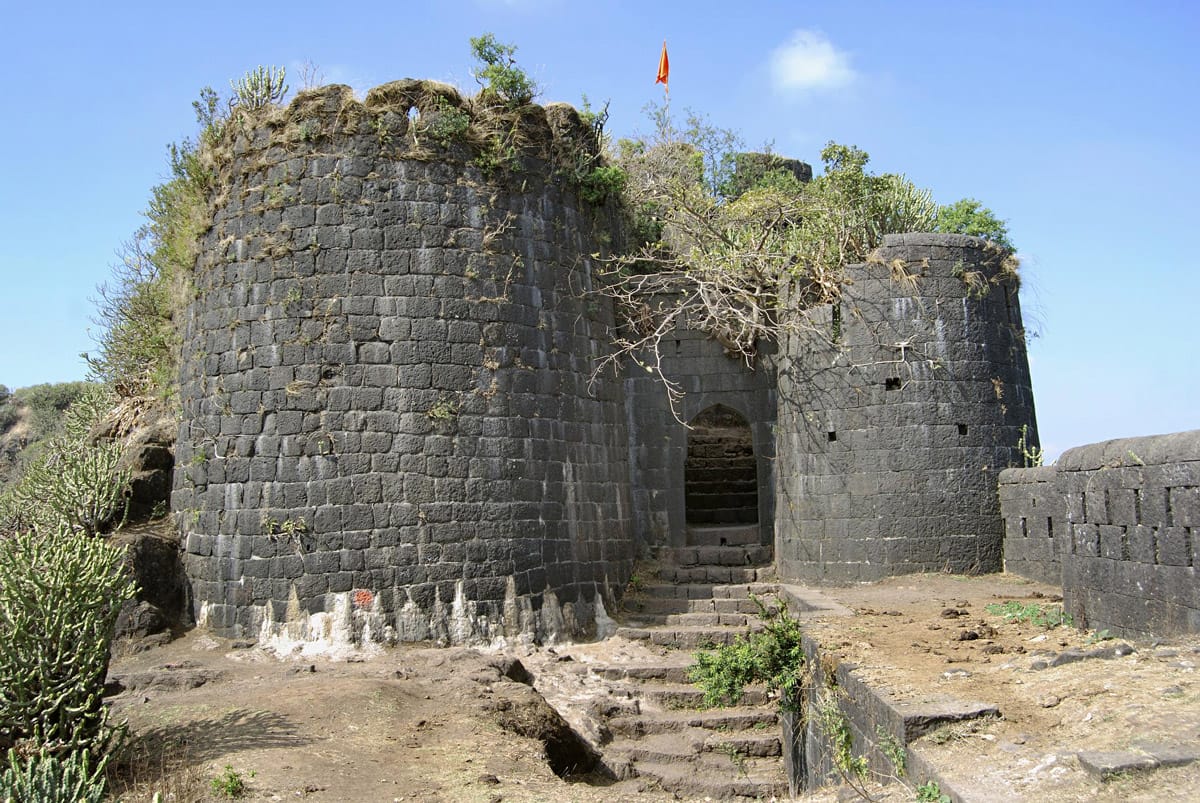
775,233,1038,583
173,81,634,646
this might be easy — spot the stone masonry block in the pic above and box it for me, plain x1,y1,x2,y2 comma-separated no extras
1100,525,1127,561
1170,485,1200,527
1074,523,1101,557
1129,525,1156,563
1157,526,1192,567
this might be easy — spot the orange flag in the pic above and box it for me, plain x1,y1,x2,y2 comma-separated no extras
656,41,669,89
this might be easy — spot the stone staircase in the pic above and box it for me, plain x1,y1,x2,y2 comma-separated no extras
590,524,789,798
684,419,760,526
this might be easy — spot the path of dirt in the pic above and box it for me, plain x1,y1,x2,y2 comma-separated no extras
105,572,1200,802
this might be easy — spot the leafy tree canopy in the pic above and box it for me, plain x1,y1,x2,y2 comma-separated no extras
936,198,1013,250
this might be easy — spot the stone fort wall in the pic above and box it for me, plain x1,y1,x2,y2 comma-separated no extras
775,234,1038,583
173,83,634,645
174,82,1043,645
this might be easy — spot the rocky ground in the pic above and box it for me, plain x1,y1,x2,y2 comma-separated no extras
104,572,1200,802
810,574,1200,802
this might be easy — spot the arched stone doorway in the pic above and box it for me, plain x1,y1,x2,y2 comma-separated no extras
684,405,759,526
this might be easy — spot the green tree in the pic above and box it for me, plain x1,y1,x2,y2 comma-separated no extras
469,33,538,107
936,198,1013,250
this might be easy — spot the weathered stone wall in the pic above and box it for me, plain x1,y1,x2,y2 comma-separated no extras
173,82,634,645
1001,431,1200,637
998,465,1061,584
624,331,776,551
775,233,1038,583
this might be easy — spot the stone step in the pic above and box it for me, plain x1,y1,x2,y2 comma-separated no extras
615,625,768,650
661,544,773,567
608,730,780,764
685,473,758,486
656,565,774,584
686,482,757,492
687,509,761,525
608,731,707,763
631,682,772,710
686,455,757,465
592,663,694,684
620,596,771,616
608,707,778,738
684,474,757,486
686,524,760,547
632,582,721,600
703,731,782,758
627,757,788,799
631,581,780,601
622,611,757,629
685,500,757,511
684,479,759,494
685,446,756,460
685,492,759,508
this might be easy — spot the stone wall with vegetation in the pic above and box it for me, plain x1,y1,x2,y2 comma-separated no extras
1001,430,1200,637
775,233,1038,583
173,82,635,645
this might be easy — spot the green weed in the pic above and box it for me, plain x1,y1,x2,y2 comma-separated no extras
210,765,254,798
916,780,951,803
985,600,1072,629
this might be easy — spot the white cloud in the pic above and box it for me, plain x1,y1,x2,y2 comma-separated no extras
769,30,855,93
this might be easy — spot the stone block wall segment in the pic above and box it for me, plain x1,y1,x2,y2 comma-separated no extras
1055,431,1200,637
998,465,1061,584
775,234,1038,583
173,83,634,645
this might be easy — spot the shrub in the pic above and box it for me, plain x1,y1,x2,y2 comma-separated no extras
9,439,130,537
2,386,129,538
86,235,184,400
0,748,109,803
469,33,538,107
421,97,472,148
210,764,253,798
230,65,288,112
688,596,806,710
579,165,627,205
600,126,945,394
936,198,1013,250
916,780,952,803
10,382,92,442
0,528,136,756
89,69,285,404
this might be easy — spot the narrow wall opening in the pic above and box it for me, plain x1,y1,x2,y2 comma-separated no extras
684,405,759,527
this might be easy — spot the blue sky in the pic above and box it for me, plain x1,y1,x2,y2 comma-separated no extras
1,0,1196,460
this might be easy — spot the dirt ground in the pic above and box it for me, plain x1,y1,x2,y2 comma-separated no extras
104,572,1200,802
810,573,1200,802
